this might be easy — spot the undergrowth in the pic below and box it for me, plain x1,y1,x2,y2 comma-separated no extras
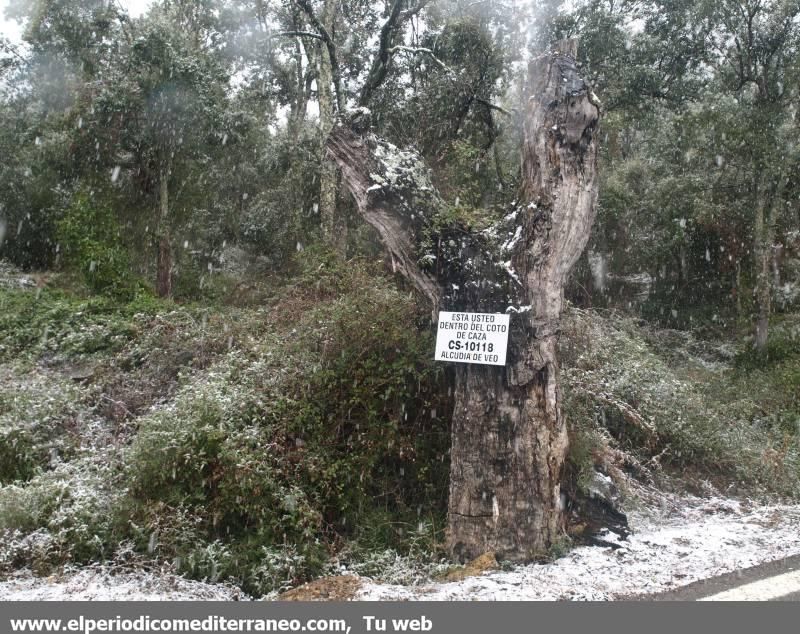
560,307,800,497
1,256,798,596
0,255,450,595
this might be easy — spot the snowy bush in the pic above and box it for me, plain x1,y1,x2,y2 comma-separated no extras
0,369,85,484
0,290,139,362
560,307,800,496
333,548,451,586
0,457,120,569
247,545,310,595
116,258,450,594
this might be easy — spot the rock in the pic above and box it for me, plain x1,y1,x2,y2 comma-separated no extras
278,575,361,601
440,552,498,582
588,471,622,506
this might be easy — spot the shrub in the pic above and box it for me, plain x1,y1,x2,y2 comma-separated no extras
0,370,84,484
0,288,140,362
56,192,139,300
0,430,38,484
734,315,800,370
560,306,800,497
120,260,451,594
0,458,120,570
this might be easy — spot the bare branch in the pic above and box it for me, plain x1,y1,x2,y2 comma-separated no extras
475,97,513,117
387,45,453,72
398,0,433,22
358,0,408,106
0,39,27,64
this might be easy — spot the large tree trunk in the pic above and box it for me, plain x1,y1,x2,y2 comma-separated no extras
327,40,599,561
449,40,599,560
447,350,565,561
156,168,172,298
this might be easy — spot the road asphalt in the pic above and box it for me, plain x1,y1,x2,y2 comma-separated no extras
626,554,800,601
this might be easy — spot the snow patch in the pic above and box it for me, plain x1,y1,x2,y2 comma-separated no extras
0,568,248,601
357,497,800,601
505,305,532,314
502,261,521,286
501,226,522,253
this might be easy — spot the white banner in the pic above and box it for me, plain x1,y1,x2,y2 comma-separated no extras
434,311,510,366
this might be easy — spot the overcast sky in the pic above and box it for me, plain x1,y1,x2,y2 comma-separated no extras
1,0,155,45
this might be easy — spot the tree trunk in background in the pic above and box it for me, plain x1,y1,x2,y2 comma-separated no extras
679,244,689,285
735,261,742,317
753,180,770,353
328,40,599,561
156,169,172,298
753,172,784,354
288,23,311,142
772,243,782,295
317,0,344,254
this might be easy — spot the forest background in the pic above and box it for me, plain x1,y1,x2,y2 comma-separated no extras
0,0,798,597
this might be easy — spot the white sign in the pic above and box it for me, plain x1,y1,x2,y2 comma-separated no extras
434,311,510,366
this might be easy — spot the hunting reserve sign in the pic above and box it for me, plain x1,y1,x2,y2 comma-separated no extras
435,311,510,366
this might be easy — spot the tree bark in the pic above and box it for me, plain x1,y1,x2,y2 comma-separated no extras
753,172,785,354
287,15,312,142
317,0,344,254
156,168,172,298
754,196,771,353
449,40,599,561
327,40,599,561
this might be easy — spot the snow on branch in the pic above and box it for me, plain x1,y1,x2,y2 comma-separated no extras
276,31,326,41
327,124,525,313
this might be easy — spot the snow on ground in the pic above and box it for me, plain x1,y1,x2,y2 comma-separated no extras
2,496,799,601
358,496,800,600
0,568,248,601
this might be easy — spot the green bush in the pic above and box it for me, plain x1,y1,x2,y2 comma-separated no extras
0,371,84,484
735,325,800,370
0,254,448,591
56,192,139,300
120,260,451,594
0,459,120,570
0,430,38,484
0,288,141,362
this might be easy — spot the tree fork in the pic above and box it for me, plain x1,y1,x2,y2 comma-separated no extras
327,40,599,561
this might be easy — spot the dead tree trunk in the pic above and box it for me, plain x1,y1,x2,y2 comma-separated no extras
327,40,600,561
